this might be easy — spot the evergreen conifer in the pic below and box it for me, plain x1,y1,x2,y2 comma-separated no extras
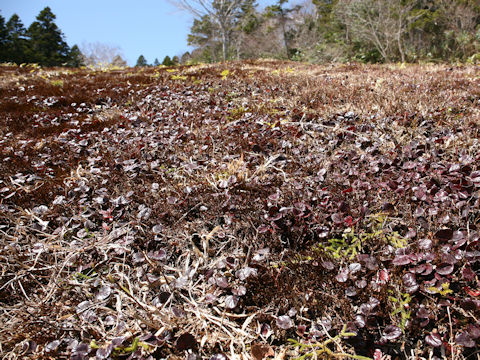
162,55,173,66
0,14,8,62
27,7,70,66
135,54,148,66
6,14,28,63
67,45,84,67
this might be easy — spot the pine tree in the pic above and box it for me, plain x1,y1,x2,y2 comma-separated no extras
264,0,300,59
67,44,84,67
135,55,148,66
0,14,8,62
162,55,174,66
233,0,260,59
180,51,191,64
237,0,259,35
6,14,28,64
187,15,221,62
153,58,160,66
172,0,244,61
27,7,71,66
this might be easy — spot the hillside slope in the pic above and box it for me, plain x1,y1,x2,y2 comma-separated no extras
1,61,479,359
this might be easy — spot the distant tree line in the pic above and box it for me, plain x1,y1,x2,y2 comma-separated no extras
0,7,83,66
135,54,181,67
3,1,479,68
176,0,480,64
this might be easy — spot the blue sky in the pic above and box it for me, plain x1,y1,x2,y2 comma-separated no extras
1,0,277,66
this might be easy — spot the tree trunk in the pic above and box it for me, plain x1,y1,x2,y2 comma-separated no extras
236,34,242,60
280,12,290,59
397,30,405,62
221,25,227,62
396,6,406,63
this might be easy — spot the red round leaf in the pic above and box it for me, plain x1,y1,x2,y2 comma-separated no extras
436,263,454,276
425,333,442,347
382,325,402,341
435,229,453,241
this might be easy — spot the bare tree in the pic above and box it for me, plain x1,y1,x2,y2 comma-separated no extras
280,0,316,60
437,0,479,59
80,42,127,67
170,0,244,61
238,16,284,58
336,0,419,62
266,0,302,59
111,55,127,67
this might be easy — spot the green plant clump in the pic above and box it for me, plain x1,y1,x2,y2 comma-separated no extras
288,324,372,360
388,290,412,332
314,214,408,260
314,228,363,260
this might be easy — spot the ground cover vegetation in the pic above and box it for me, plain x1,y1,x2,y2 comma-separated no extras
177,0,480,64
0,60,479,359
